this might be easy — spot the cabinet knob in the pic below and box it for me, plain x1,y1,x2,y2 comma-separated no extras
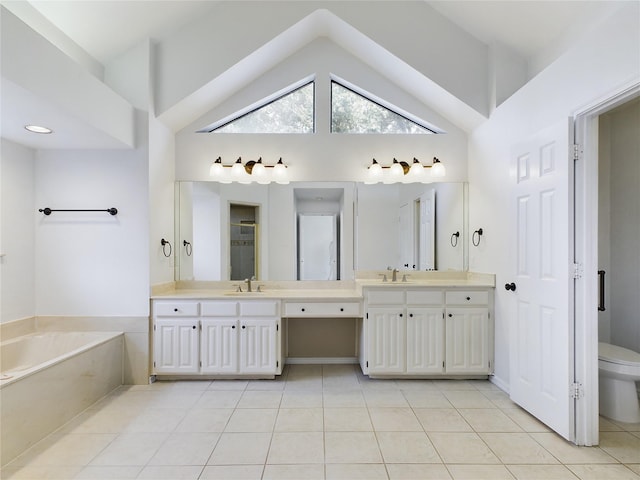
301,308,305,312
174,308,178,312
192,325,196,329
399,313,403,317
448,313,453,317
505,282,517,291
466,296,471,301
232,325,236,329
409,313,413,317
340,307,344,312
242,325,246,329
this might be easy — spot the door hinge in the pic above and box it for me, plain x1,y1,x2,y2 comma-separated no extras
153,361,156,368
570,382,584,399
573,143,581,161
276,324,279,331
366,313,368,319
366,361,369,368
276,361,279,367
200,361,202,367
572,263,583,279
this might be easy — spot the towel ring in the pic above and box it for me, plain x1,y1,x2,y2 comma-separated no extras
472,228,484,247
450,231,460,247
161,238,172,257
183,240,192,257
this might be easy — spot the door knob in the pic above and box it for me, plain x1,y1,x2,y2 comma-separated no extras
505,282,517,291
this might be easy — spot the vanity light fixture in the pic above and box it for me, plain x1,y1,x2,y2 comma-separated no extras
366,156,446,183
208,156,289,184
24,124,53,134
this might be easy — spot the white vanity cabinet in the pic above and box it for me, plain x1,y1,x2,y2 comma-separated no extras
152,299,282,377
364,289,444,375
444,291,492,375
153,302,200,374
362,287,493,377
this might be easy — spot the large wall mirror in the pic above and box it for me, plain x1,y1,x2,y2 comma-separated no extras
174,181,468,281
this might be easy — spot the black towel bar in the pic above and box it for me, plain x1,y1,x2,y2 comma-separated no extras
39,208,118,216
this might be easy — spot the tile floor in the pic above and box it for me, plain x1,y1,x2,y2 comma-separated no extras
2,364,640,479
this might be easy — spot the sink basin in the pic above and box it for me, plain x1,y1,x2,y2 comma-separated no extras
223,291,265,296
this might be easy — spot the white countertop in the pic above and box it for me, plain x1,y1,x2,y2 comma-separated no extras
151,272,495,300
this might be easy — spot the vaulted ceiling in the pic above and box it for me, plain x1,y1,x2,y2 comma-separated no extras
1,0,633,150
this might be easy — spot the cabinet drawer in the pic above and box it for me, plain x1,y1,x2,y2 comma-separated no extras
284,301,361,317
239,301,279,317
445,290,489,306
406,290,443,306
154,301,199,316
366,290,405,305
201,301,238,317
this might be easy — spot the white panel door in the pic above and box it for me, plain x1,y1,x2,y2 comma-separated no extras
406,308,444,373
153,319,199,374
509,121,573,440
298,214,337,280
398,202,414,269
239,318,277,374
445,308,490,374
418,190,435,270
201,318,238,374
367,307,405,374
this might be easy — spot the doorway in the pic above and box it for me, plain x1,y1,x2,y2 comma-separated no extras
574,82,640,445
229,203,258,281
294,187,344,281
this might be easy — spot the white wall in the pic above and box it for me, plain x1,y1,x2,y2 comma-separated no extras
33,136,149,316
468,3,640,387
175,38,468,184
1,140,36,322
156,1,489,119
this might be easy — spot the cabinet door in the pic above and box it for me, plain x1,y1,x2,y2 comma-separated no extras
153,318,199,374
367,307,405,374
445,308,490,374
201,318,238,374
407,308,445,374
239,318,278,374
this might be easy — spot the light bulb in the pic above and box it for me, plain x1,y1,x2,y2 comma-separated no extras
252,158,269,184
409,158,424,179
273,158,289,184
210,157,231,183
389,159,404,179
366,159,382,184
231,157,246,179
209,157,224,177
431,157,446,177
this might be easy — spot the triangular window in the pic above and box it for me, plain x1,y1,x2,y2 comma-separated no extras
206,81,314,134
331,80,437,134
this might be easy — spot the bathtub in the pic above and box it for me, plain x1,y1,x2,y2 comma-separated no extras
0,331,124,466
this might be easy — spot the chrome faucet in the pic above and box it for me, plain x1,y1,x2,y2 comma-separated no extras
244,276,255,292
387,267,399,282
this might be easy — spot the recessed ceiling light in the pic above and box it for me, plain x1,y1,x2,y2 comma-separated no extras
24,125,53,134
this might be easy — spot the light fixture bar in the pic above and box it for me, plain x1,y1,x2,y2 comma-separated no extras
366,157,446,183
209,156,289,184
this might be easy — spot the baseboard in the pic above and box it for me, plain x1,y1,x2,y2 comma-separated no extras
286,357,359,365
490,373,510,394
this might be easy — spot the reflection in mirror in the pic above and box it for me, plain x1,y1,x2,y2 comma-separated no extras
295,187,344,280
175,181,467,281
230,204,258,280
356,182,465,272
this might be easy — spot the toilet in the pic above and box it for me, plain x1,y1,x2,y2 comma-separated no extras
598,342,640,423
